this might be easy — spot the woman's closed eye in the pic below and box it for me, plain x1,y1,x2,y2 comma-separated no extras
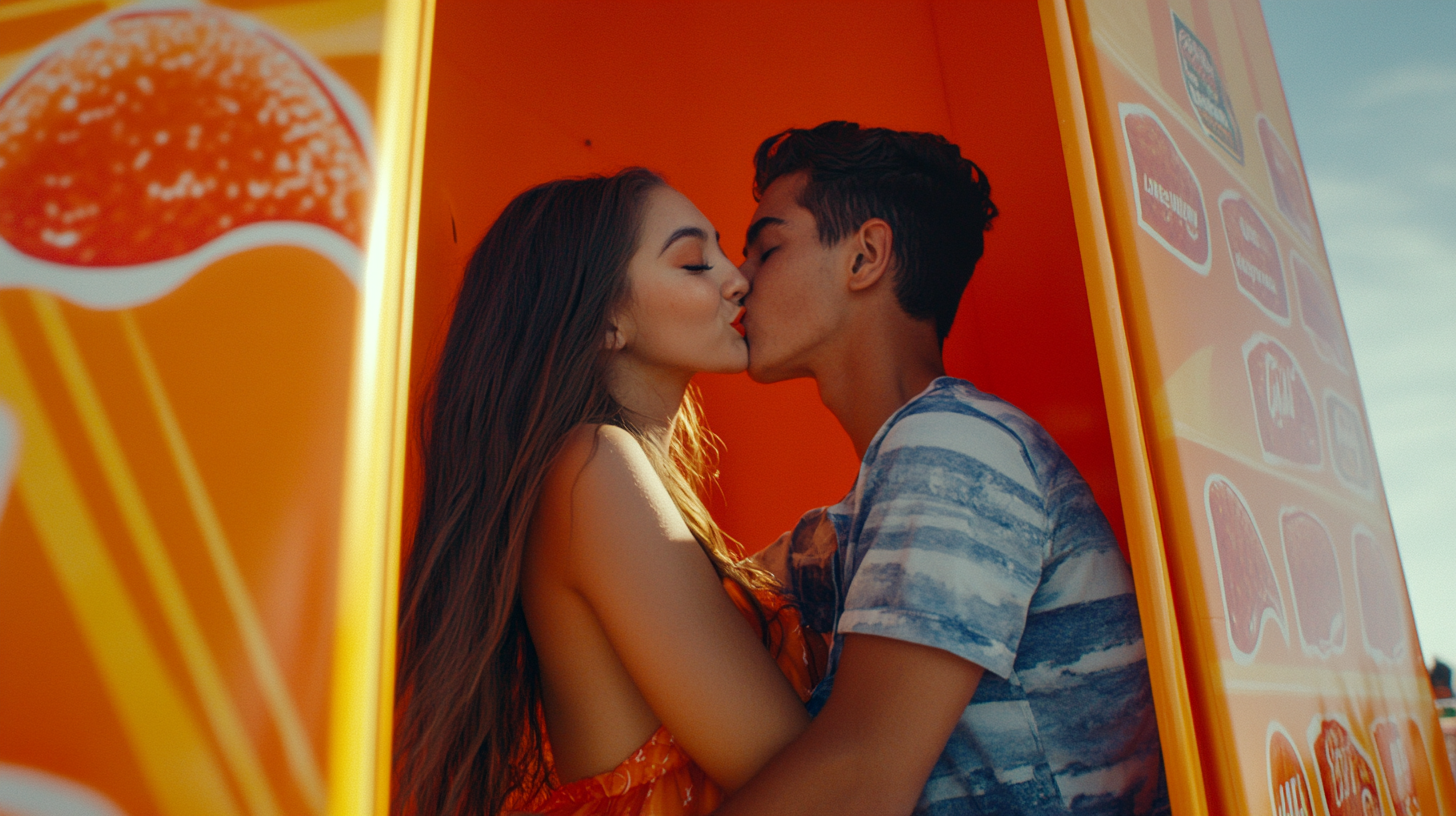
683,262,713,272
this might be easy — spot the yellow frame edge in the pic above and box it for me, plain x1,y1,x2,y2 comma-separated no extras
1037,1,1209,813
328,0,437,813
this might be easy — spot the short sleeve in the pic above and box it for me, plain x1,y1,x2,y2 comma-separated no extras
837,410,1050,679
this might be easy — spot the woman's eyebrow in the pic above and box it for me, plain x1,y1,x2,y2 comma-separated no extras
659,226,709,255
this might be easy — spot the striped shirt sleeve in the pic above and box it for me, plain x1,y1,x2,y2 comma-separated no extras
837,408,1051,679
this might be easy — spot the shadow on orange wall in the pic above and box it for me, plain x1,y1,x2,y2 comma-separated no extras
408,1,1122,555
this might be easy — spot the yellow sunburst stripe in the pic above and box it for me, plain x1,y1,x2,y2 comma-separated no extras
0,0,106,27
0,0,380,58
29,292,283,816
246,0,380,30
329,0,433,811
119,309,327,815
0,311,242,816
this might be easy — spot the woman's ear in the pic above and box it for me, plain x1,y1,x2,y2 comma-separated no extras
846,218,893,292
603,323,627,351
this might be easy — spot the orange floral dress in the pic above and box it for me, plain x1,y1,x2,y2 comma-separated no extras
508,582,826,816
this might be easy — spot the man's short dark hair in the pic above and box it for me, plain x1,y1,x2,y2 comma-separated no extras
753,121,998,340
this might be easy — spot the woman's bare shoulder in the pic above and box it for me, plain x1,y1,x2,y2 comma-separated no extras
537,423,694,584
537,424,668,542
544,423,652,497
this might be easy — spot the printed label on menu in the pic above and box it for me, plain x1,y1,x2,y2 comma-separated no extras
1258,114,1317,243
1268,722,1316,816
1244,333,1322,468
1173,13,1244,163
1308,716,1381,816
1220,190,1288,323
0,3,373,307
1324,391,1373,494
1293,251,1351,373
1120,103,1211,274
1352,526,1407,663
1205,474,1286,662
1280,508,1346,658
1373,717,1437,816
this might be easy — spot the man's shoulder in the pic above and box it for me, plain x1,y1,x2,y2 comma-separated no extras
869,378,1053,491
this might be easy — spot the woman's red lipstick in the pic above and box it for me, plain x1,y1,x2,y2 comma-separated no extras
731,308,746,337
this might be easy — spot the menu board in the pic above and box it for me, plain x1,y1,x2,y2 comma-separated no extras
1069,0,1455,812
0,1,384,814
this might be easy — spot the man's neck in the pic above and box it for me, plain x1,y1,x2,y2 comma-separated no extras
812,322,946,461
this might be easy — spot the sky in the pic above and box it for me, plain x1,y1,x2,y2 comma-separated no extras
1260,0,1456,669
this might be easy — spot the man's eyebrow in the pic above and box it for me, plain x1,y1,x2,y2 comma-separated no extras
659,226,709,256
743,216,785,254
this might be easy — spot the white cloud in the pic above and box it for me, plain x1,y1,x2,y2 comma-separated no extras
1352,64,1456,107
1300,59,1456,664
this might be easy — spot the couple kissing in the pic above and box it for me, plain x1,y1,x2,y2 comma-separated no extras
395,121,1168,816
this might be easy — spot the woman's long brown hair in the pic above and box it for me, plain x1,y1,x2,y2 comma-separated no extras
394,168,771,816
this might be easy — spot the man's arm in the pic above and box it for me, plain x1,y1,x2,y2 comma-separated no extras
714,633,984,816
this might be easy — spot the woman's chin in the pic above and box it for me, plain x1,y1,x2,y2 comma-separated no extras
700,350,749,375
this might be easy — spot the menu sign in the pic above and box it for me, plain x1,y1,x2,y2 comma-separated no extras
1071,0,1455,812
1173,12,1243,163
0,2,384,814
1122,103,1211,274
1220,191,1287,322
1267,724,1316,816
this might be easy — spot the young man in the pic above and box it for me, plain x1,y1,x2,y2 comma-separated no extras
722,122,1167,816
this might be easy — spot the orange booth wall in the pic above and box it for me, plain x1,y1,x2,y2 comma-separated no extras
408,0,1124,555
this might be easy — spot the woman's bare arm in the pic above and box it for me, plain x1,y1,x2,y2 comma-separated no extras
536,425,810,791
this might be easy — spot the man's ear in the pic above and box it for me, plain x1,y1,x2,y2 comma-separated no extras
846,218,893,293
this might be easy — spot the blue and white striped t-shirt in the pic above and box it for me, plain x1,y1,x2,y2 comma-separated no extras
761,377,1166,815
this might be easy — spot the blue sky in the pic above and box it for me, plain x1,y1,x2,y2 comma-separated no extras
1261,0,1455,669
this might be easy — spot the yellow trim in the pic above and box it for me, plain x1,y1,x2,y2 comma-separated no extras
327,0,434,812
1220,662,1431,702
29,292,284,816
248,0,382,37
119,309,327,815
0,313,243,816
1039,2,1210,814
0,0,106,26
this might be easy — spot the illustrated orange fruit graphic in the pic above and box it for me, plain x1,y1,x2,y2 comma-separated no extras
0,6,370,268
1281,509,1345,657
1206,475,1285,659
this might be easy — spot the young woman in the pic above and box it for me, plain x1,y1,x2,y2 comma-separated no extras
394,169,824,816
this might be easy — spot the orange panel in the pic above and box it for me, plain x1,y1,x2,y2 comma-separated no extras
0,2,385,814
411,0,1122,557
1065,0,1456,812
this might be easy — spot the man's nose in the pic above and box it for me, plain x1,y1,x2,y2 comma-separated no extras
739,257,757,282
725,266,750,301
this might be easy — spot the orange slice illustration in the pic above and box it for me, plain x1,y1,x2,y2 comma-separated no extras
1205,474,1286,662
1280,508,1346,658
1352,526,1406,663
0,1,372,308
